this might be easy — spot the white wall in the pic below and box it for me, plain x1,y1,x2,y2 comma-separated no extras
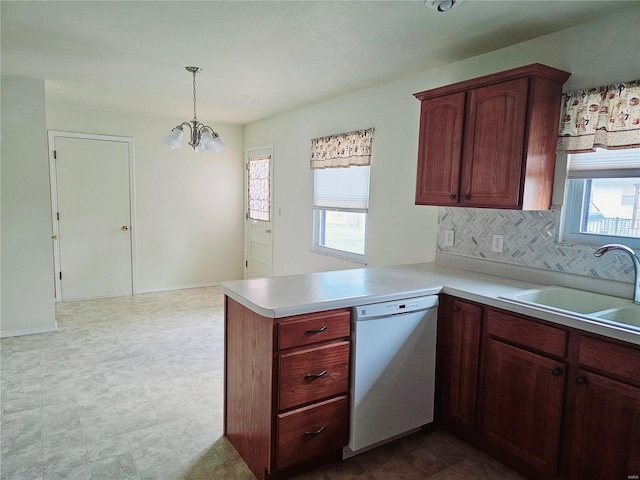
244,8,640,277
1,76,57,336
46,104,244,293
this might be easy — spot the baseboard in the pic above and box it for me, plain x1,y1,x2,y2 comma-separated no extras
0,324,58,338
135,282,220,294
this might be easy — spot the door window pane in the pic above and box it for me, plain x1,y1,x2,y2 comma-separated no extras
248,156,270,222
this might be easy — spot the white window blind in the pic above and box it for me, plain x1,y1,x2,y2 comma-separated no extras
567,148,640,179
313,166,370,211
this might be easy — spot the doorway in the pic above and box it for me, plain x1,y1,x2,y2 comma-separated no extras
244,144,274,279
49,131,137,301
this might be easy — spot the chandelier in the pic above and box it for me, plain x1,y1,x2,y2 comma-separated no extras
163,66,226,153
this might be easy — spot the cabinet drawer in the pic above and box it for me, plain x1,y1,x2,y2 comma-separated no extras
279,341,349,411
278,309,350,350
579,336,640,386
276,395,349,470
486,309,567,357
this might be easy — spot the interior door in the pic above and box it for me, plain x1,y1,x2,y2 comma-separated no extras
244,145,273,279
51,134,134,300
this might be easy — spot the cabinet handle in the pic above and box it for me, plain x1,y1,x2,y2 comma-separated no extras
304,370,327,379
463,194,471,200
449,194,456,200
304,427,325,436
453,305,460,313
577,376,588,385
551,368,563,377
305,325,328,334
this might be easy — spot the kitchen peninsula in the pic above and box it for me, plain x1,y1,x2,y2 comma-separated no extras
221,262,640,480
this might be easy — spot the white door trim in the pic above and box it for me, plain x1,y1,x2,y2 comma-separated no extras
48,130,138,302
244,143,274,278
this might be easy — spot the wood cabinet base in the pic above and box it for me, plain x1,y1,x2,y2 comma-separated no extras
224,297,351,480
437,294,640,480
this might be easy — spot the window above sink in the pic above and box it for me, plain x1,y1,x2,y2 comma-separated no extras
561,148,640,249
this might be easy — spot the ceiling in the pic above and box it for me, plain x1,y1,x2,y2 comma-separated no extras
2,1,636,125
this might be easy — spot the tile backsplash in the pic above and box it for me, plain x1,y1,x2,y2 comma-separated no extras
437,207,635,284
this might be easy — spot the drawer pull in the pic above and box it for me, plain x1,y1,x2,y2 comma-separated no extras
304,427,325,436
551,367,563,377
304,370,327,379
577,376,588,385
305,325,328,334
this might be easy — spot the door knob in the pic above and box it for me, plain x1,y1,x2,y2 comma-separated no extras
121,226,129,231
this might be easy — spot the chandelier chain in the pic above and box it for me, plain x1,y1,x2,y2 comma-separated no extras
192,69,198,123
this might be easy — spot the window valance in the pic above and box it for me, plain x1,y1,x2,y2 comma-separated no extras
310,128,374,169
557,80,640,154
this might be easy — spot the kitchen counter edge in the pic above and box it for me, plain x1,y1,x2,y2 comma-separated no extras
220,262,640,346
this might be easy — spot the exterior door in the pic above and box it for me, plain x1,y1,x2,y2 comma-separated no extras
244,145,273,279
50,133,135,300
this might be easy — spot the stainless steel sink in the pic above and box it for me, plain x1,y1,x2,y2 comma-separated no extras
499,286,628,315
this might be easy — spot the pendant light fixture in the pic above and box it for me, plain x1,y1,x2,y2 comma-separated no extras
163,66,226,153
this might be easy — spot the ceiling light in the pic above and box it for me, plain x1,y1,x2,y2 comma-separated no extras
163,66,226,153
429,0,463,12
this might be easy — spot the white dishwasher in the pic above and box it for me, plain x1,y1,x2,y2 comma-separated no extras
343,295,438,459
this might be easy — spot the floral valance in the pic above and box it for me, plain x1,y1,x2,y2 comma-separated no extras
557,80,640,153
310,128,374,169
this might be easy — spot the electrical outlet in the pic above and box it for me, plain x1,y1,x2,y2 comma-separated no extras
492,234,504,253
444,229,455,247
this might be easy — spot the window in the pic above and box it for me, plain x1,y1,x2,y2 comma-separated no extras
313,165,370,262
562,148,640,248
247,155,271,222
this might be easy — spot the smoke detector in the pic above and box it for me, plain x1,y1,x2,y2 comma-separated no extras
430,0,464,12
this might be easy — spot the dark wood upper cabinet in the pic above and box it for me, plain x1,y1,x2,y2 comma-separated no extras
414,64,570,210
416,92,465,206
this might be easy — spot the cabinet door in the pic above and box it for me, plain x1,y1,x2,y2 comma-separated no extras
415,92,465,205
569,370,640,480
461,78,528,208
437,297,482,430
481,338,565,476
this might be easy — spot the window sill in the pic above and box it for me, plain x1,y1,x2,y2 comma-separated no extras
311,247,367,265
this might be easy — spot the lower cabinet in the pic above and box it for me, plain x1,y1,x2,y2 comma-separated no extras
568,335,640,480
482,338,565,476
436,296,482,432
276,395,349,470
224,297,351,480
437,294,640,480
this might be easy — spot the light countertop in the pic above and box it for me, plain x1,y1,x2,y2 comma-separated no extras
220,262,640,346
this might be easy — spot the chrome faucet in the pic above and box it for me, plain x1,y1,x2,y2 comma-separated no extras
593,244,640,304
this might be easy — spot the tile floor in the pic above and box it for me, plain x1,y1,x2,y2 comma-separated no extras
1,287,525,480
